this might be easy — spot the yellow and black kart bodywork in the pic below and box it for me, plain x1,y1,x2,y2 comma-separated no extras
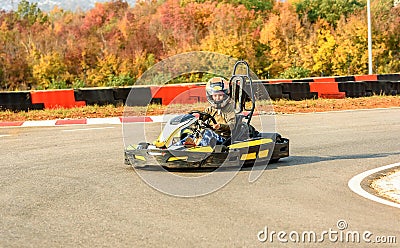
124,134,288,168
124,113,289,168
124,60,289,168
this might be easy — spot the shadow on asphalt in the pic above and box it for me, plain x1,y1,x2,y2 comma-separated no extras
130,158,291,173
130,151,400,173
280,152,400,167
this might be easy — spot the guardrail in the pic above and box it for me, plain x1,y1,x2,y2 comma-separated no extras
0,74,399,110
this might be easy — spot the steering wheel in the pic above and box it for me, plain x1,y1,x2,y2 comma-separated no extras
189,110,217,129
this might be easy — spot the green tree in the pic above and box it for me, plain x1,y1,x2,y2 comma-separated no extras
279,66,310,79
16,0,48,25
230,0,274,12
181,0,274,12
295,0,364,26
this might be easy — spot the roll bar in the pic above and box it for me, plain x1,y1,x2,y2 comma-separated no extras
229,60,256,125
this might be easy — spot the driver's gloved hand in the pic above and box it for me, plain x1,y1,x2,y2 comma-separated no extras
213,123,220,130
183,137,196,147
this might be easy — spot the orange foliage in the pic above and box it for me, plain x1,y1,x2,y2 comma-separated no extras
0,0,399,89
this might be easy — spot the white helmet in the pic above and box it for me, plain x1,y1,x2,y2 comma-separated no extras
206,77,230,109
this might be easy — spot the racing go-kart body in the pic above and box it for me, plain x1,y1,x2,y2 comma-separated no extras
124,61,289,168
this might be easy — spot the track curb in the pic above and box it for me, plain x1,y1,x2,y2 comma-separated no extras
1,107,399,127
348,162,400,209
0,116,160,127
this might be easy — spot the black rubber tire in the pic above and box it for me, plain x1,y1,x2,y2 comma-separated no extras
269,158,280,164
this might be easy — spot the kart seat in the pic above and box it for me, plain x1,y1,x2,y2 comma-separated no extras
224,114,249,145
232,113,259,140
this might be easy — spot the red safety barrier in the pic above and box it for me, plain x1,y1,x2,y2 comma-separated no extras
354,74,378,81
309,82,346,99
150,85,207,105
31,89,86,109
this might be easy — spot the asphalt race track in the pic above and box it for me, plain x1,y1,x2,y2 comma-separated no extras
1,108,399,247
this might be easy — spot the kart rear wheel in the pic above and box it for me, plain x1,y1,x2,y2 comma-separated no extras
269,158,280,164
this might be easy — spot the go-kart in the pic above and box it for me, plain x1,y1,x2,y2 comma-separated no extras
124,61,289,168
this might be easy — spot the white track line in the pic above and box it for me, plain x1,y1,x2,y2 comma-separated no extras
0,135,11,138
86,117,121,125
22,120,57,127
62,127,116,132
348,162,400,209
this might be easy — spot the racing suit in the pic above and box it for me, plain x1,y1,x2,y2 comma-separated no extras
200,101,236,146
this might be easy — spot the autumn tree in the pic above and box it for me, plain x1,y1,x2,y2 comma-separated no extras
332,12,371,75
370,0,400,73
31,51,69,89
312,20,336,76
0,0,399,90
0,13,31,89
259,1,308,78
181,0,274,12
200,2,257,61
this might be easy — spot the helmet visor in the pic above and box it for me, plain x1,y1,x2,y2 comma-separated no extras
207,82,228,95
